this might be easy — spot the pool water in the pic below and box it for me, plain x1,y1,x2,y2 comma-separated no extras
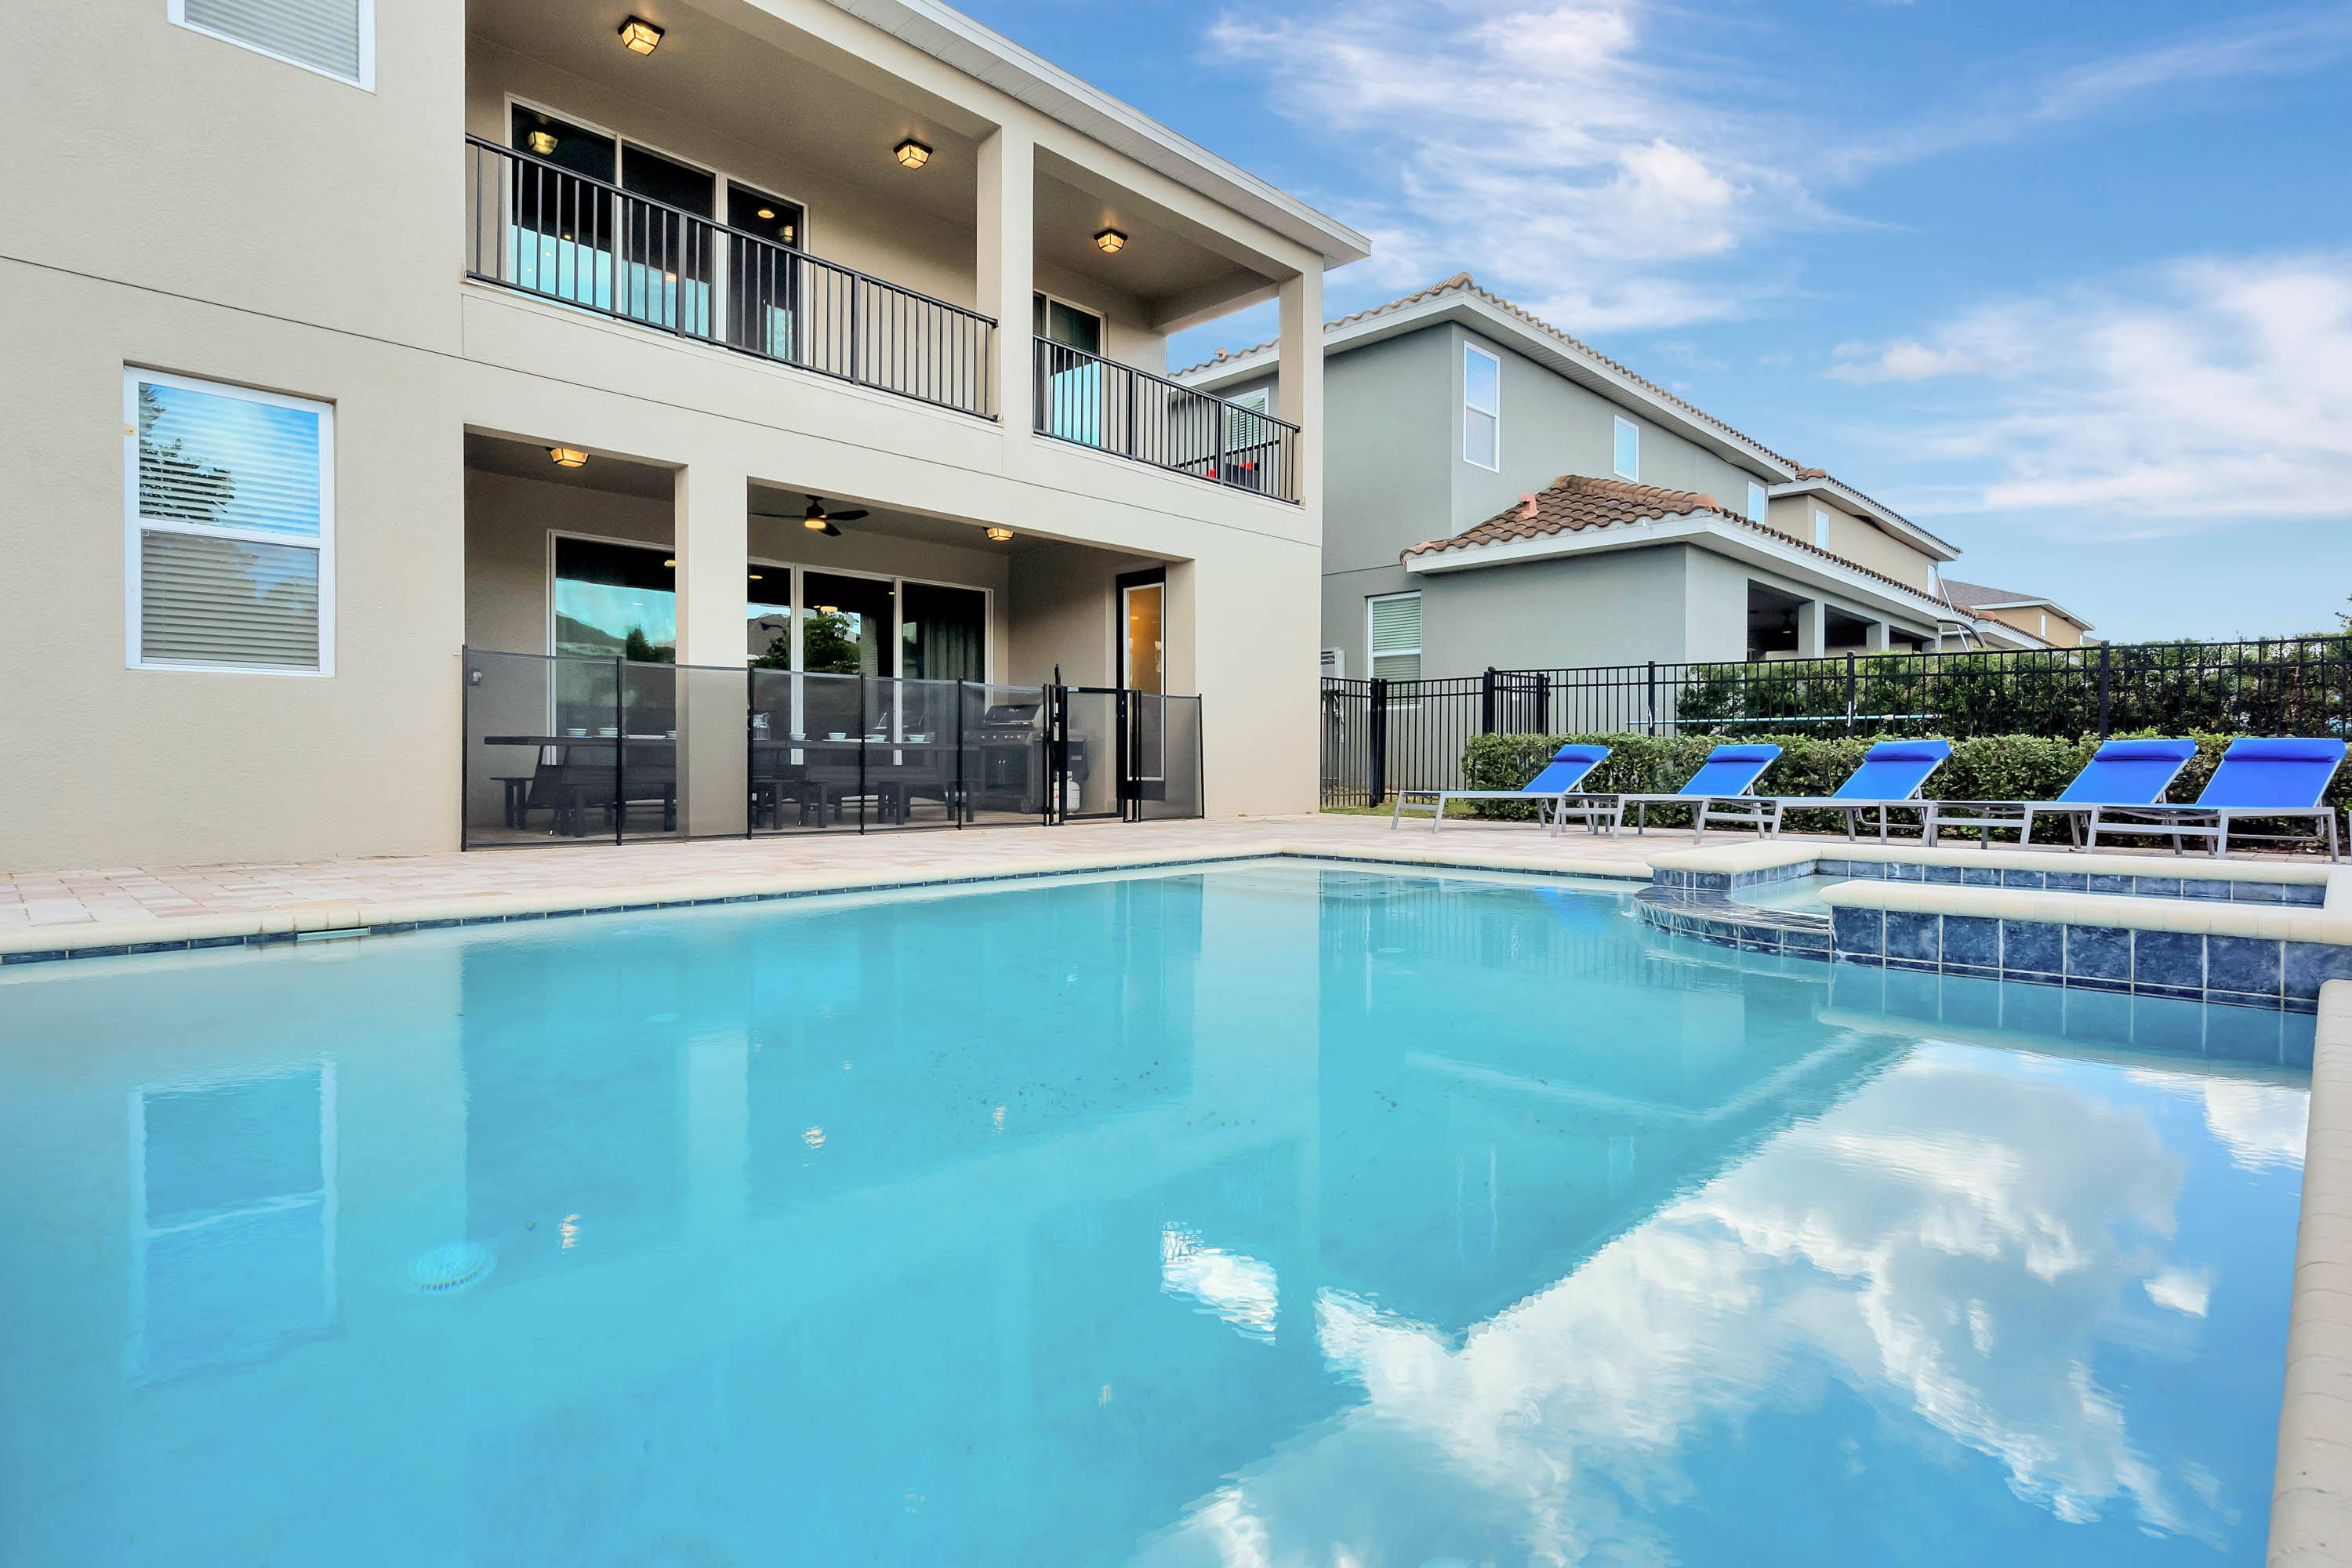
1735,871,1845,913
0,861,2310,1566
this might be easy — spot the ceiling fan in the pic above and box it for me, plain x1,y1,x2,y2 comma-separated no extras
751,494,869,537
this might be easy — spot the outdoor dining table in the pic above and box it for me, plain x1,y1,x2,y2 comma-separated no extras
752,737,968,827
482,735,677,833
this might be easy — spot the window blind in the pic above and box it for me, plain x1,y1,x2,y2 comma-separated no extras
137,381,322,538
140,532,321,669
1369,593,1421,682
182,0,363,82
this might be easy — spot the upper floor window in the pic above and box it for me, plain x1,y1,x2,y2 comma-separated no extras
1368,592,1423,682
1813,509,1831,549
1746,481,1766,522
170,0,373,89
1463,345,1500,470
1613,417,1639,481
126,370,333,674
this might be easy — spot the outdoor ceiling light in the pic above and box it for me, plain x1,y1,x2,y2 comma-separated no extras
547,446,589,467
757,207,775,220
894,138,931,169
619,16,664,53
985,527,1014,543
527,130,558,156
1094,227,1127,254
662,558,677,568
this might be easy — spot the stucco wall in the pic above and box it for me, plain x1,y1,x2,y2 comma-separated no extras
1415,546,1693,672
1763,495,1939,594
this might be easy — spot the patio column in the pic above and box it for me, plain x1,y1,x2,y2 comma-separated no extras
1276,263,1323,515
674,461,750,836
976,125,1035,437
1864,619,1893,653
1795,599,1828,659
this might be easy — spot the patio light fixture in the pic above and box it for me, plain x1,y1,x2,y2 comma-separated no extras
1093,227,1127,254
894,138,931,169
547,446,589,467
527,130,558,156
985,527,1014,542
618,16,664,53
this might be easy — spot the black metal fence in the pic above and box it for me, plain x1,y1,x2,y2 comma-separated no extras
466,137,997,418
1323,637,2352,806
1034,340,1300,502
463,648,1203,848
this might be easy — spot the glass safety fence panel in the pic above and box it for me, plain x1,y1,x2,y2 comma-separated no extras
1130,695,1204,822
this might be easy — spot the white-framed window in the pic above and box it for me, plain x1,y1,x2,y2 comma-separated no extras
1613,417,1639,481
1368,592,1422,683
125,369,333,675
169,0,374,90
1463,344,1500,470
1746,481,1766,522
1813,509,1831,549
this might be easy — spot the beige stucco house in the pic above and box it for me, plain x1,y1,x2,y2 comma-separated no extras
0,0,1365,873
1936,578,2097,650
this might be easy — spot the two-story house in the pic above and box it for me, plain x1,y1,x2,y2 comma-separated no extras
1174,274,2060,682
0,0,1366,871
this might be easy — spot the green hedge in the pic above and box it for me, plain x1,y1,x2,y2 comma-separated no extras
1458,730,2352,844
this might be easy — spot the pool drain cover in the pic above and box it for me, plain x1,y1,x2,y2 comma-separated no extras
408,1241,494,1293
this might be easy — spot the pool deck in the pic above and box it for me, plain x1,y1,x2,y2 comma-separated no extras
5,812,2350,1565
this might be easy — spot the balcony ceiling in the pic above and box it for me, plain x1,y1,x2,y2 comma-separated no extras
468,0,982,232
1035,161,1273,328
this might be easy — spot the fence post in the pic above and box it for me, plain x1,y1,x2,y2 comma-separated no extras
1646,660,1657,737
2097,642,2112,741
1845,651,1857,736
1480,666,1497,735
1368,678,1389,806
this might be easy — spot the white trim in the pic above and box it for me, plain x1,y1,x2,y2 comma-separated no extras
1613,416,1639,481
1032,289,1107,351
1813,508,1831,550
1366,589,1423,683
1745,481,1766,524
124,367,335,677
1462,342,1501,471
1404,509,1948,631
169,0,375,92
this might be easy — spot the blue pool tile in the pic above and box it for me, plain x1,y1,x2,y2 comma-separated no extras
2286,942,2352,1000
2132,930,2205,990
1943,915,2001,967
2132,877,2182,899
1831,906,1882,956
2002,920,2063,975
2180,878,2231,902
2045,871,2087,892
2286,996,2320,1015
1961,867,2000,887
2209,989,2284,1014
2284,884,2325,906
2087,873,2133,896
2001,869,2045,890
2002,978,2066,1034
1884,912,1940,962
2064,925,2132,982
1925,864,1963,884
1892,862,1923,882
2134,983,2205,1002
190,935,245,949
1835,951,1883,967
2206,935,2282,996
1815,859,1846,877
2063,975,2132,995
1,949,68,964
2230,881,2286,902
1943,962,2000,980
1885,956,1940,974
1784,927,1831,951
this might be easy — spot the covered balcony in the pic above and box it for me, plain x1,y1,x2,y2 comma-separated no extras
460,0,1330,503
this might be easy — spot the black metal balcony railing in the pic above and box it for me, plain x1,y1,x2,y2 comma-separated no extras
1033,340,1300,503
465,136,997,418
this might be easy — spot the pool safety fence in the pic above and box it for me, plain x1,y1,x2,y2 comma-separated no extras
461,648,1203,848
1323,636,2352,807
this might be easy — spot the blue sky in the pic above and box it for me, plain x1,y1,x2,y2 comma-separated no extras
962,0,2352,641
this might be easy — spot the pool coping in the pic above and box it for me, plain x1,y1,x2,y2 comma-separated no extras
0,841,1653,966
2277,978,2352,1567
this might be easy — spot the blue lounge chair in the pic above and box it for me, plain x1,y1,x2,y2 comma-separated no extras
2089,737,2345,860
1923,737,2198,848
1598,743,1783,842
1390,744,1610,834
1732,739,1951,840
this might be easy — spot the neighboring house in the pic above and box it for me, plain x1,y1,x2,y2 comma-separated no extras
1936,579,2097,650
1175,274,2053,679
0,0,1365,871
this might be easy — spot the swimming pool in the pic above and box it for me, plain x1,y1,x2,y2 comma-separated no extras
0,860,2308,1565
1734,870,1843,913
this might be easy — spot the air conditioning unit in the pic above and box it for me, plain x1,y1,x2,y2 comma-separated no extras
1319,648,1344,677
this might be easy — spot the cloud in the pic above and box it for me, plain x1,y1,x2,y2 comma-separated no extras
1204,2,2352,334
1828,252,2352,532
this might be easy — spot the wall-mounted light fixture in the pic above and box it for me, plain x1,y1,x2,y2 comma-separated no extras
547,446,589,467
618,16,663,53
894,138,931,169
985,527,1014,543
1093,227,1127,254
662,558,677,568
527,129,558,156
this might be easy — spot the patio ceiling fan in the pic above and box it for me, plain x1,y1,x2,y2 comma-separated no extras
752,494,869,538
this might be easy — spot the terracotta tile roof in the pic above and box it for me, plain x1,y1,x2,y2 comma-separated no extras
1173,273,1800,472
1403,474,1948,608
